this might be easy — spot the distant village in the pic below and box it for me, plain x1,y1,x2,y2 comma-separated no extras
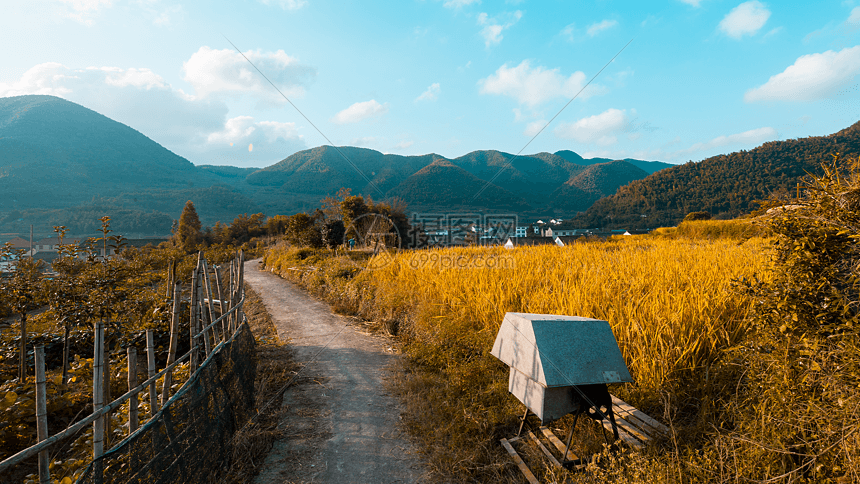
1,219,646,272
420,218,646,248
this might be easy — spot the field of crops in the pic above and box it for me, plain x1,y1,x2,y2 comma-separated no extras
264,230,774,482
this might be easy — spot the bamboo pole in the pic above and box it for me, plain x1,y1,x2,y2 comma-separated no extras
201,258,220,341
145,330,158,416
213,264,225,321
18,312,27,381
161,282,182,406
93,322,105,484
189,254,205,365
127,347,138,434
34,345,49,484
0,349,195,474
103,331,111,449
236,250,245,331
198,282,213,348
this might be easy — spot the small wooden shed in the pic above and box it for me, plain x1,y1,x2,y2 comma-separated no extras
491,312,632,422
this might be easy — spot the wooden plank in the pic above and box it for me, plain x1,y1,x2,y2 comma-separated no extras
611,395,668,434
600,420,644,449
500,438,540,484
609,414,651,443
617,410,659,440
539,426,579,462
526,430,562,468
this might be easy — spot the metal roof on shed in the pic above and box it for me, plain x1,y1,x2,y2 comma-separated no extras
491,312,633,387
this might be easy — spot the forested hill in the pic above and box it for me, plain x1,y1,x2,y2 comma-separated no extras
566,121,860,229
0,95,261,235
0,94,673,235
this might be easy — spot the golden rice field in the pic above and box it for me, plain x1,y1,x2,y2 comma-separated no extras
361,237,768,394
264,234,773,481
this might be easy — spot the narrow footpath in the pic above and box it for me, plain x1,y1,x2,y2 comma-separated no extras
244,259,431,484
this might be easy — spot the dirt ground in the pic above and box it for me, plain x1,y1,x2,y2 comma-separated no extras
243,259,433,484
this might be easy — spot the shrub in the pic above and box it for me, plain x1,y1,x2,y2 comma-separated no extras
683,211,711,221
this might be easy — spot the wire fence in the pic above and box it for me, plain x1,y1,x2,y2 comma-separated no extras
74,320,256,484
0,251,255,484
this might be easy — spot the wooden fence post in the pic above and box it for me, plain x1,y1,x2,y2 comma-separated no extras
145,330,158,416
93,322,105,484
18,313,27,381
127,347,138,434
236,250,245,331
103,329,111,449
214,264,225,322
189,256,205,365
201,258,220,341
197,266,213,347
161,281,182,406
34,345,49,484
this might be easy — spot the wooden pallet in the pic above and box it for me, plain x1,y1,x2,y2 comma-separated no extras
501,394,668,480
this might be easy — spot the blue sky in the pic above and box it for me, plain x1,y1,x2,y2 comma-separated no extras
3,0,860,168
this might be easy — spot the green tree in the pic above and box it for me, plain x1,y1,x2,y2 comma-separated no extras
683,211,711,222
730,154,860,481
340,195,369,230
0,244,45,380
176,200,202,252
284,213,323,248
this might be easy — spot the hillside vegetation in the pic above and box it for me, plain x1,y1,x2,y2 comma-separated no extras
0,94,667,235
264,234,770,481
568,121,860,229
262,157,860,483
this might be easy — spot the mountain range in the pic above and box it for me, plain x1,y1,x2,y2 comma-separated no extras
0,95,670,236
564,121,860,229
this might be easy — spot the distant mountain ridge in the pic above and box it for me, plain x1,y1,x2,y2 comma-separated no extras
0,94,670,235
565,120,860,229
248,145,664,214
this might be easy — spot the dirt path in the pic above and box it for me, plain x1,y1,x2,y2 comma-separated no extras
244,259,431,484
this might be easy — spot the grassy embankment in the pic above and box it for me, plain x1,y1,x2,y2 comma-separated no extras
263,220,772,482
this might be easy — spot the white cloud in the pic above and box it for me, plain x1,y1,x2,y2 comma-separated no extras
587,19,618,37
393,140,414,150
258,0,307,10
745,46,860,101
442,0,480,8
477,10,522,48
678,0,702,6
182,46,315,101
0,62,306,167
152,4,184,26
208,116,301,145
99,67,169,90
850,7,860,25
524,120,547,137
478,60,604,108
719,1,771,39
679,127,777,155
553,108,631,145
331,100,388,124
0,62,74,97
416,83,441,102
350,136,382,148
560,23,576,42
57,0,113,25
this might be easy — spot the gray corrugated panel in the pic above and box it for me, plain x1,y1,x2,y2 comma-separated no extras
491,312,632,387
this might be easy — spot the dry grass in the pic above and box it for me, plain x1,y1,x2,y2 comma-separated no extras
264,235,773,482
219,283,298,483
